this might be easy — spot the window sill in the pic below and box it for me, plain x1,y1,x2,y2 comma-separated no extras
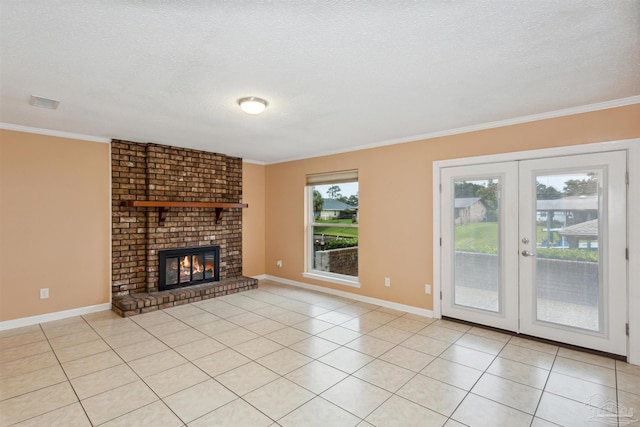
302,272,361,288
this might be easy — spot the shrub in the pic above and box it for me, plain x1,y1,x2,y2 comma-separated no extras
485,210,498,222
537,248,598,262
325,238,358,250
458,246,598,262
455,244,498,254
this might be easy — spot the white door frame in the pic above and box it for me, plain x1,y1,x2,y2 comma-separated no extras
432,138,640,365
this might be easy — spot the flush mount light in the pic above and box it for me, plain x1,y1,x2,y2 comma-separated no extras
29,95,60,110
238,96,268,115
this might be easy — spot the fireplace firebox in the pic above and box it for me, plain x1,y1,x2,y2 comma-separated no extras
158,245,220,291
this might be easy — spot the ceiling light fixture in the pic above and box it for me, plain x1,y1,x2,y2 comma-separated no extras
238,96,268,115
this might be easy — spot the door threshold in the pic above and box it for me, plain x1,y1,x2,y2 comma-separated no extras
442,316,626,362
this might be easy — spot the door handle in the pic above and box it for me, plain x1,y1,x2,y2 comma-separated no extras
521,250,536,257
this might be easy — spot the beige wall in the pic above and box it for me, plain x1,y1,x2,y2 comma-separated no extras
0,130,111,321
242,162,266,277
263,104,640,311
1,104,637,322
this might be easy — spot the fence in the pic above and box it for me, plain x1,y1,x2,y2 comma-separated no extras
455,252,598,306
314,247,358,276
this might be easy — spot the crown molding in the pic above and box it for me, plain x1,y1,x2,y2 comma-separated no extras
270,95,640,164
242,158,267,165
0,122,110,143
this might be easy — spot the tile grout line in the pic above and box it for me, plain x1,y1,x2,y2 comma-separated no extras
528,341,559,426
4,281,636,427
81,313,199,426
127,307,278,426
435,327,508,425
26,321,93,426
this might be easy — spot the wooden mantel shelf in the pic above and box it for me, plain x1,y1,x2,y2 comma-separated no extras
121,201,248,209
121,201,248,225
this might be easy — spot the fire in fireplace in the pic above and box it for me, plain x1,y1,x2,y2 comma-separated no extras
158,245,220,291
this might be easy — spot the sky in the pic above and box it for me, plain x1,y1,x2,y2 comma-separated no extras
465,172,595,192
537,172,595,191
314,182,358,198
316,172,594,200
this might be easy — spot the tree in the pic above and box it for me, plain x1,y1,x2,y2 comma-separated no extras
563,177,598,196
473,181,499,222
337,193,358,207
313,190,324,217
475,181,498,211
326,185,342,199
455,182,483,198
537,182,563,199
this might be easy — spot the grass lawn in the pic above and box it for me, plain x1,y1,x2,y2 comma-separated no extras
313,226,358,238
455,222,498,252
455,222,561,253
313,219,358,238
456,222,560,249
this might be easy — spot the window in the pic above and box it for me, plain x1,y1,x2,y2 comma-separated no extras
304,170,359,287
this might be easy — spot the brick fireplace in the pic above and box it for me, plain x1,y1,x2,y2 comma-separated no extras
110,140,257,316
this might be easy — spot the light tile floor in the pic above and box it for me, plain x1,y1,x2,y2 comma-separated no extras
1,280,638,426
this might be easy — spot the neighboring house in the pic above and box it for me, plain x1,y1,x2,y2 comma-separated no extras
319,198,357,220
536,195,598,226
454,197,487,225
558,219,598,249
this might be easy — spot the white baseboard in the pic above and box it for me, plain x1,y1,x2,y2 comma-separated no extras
0,276,433,331
263,275,434,318
0,303,112,331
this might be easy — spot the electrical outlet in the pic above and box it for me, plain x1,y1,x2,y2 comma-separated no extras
384,277,391,287
40,288,49,299
276,260,283,268
425,284,432,294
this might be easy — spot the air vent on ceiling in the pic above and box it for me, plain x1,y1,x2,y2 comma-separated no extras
29,95,60,110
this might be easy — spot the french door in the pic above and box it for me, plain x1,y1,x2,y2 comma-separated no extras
441,151,627,355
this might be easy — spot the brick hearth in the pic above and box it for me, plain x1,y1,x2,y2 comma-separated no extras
111,140,254,317
112,277,258,317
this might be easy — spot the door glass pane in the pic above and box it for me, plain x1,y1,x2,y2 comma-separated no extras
453,178,500,312
535,171,601,331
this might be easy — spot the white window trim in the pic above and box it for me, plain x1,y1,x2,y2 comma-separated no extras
302,271,361,288
432,138,640,365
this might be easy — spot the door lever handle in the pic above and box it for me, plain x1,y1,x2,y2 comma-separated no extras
521,250,536,257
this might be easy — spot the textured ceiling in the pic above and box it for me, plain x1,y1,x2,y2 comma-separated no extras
1,1,638,163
